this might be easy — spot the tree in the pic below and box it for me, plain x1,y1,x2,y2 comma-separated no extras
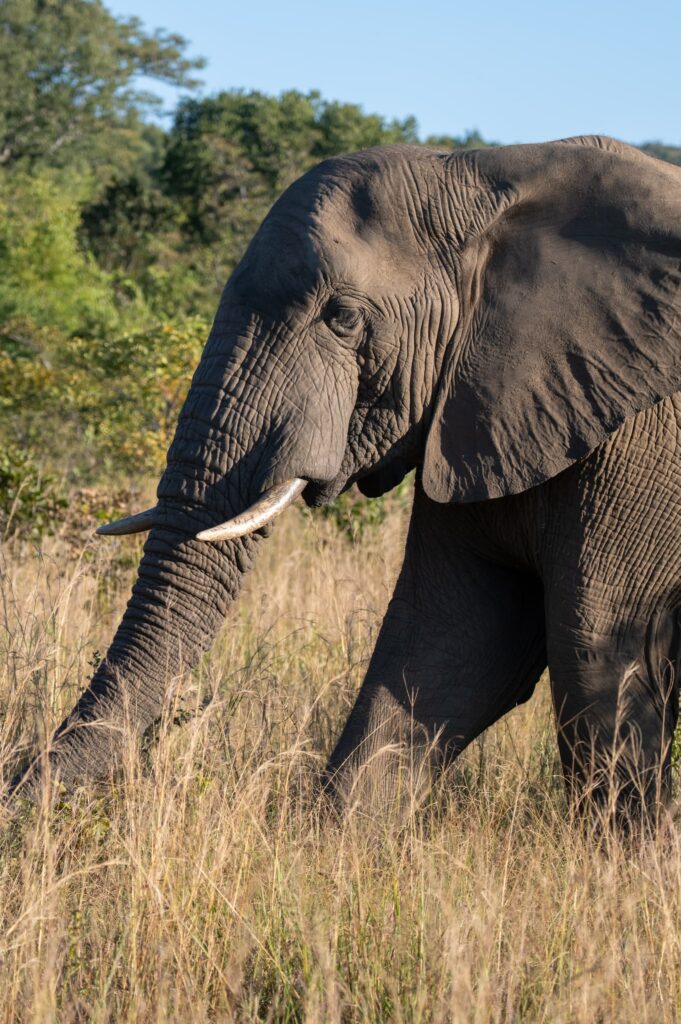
78,175,174,277
0,169,122,333
314,98,419,158
0,0,204,172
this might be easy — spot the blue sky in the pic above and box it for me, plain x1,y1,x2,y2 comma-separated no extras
108,0,679,145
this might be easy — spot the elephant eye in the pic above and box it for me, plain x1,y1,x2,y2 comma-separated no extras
323,300,365,337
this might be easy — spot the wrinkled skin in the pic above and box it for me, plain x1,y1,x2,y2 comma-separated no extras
22,136,681,826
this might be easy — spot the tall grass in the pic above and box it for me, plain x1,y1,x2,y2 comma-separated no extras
1,493,681,1022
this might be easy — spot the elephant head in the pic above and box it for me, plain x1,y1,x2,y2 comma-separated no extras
27,135,681,790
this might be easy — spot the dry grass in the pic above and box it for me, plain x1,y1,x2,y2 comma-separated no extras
1,492,681,1022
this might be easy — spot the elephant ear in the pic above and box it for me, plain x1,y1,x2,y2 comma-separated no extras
423,136,681,503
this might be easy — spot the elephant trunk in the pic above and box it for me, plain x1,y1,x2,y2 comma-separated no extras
43,521,261,788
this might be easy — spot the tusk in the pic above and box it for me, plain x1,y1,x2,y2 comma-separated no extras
96,507,157,537
96,478,307,541
196,478,306,542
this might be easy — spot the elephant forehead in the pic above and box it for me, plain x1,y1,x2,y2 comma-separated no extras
308,174,429,293
240,213,421,310
315,225,418,296
237,152,434,310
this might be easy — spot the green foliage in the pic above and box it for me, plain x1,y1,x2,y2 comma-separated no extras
78,175,174,278
107,89,422,313
425,129,496,150
161,89,418,244
0,443,66,541
0,315,209,477
0,169,127,333
0,0,203,173
61,316,209,471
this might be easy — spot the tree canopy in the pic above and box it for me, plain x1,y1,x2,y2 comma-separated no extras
0,0,203,172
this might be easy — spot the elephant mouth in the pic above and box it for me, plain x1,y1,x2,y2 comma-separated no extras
301,476,347,507
303,456,414,507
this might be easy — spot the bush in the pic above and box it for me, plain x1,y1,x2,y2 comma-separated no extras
0,444,66,541
0,315,209,480
0,170,128,336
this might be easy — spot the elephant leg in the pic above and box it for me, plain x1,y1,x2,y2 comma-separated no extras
543,398,681,828
325,488,547,812
546,601,680,829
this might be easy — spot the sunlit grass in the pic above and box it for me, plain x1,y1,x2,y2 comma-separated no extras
1,489,680,1022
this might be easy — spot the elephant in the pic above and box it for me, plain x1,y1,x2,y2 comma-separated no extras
15,134,681,826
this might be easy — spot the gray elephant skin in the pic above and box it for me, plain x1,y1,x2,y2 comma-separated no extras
22,134,681,824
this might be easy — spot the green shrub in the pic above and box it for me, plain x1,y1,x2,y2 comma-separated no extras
0,444,66,541
0,315,209,480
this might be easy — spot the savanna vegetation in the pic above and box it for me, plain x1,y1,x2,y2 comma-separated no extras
2,1,681,1020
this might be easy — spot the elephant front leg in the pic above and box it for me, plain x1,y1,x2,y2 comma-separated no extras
325,489,547,815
